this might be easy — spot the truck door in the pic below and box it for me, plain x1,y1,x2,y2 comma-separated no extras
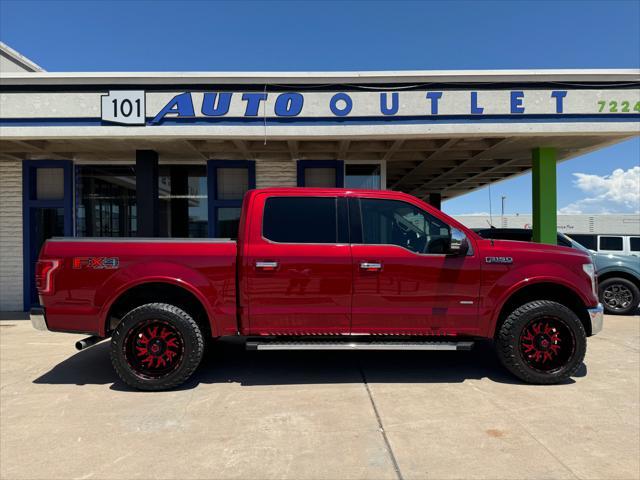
349,197,481,335
242,193,352,334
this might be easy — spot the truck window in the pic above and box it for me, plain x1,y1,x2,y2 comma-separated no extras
359,198,450,254
599,236,623,251
263,197,338,244
630,237,640,252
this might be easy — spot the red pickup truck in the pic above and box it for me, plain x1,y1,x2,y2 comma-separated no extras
31,188,603,390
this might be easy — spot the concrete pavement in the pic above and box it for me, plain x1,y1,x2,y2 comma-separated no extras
1,315,638,480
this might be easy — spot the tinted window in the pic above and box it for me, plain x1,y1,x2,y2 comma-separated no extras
359,199,450,254
599,236,623,251
630,237,640,252
263,197,337,243
569,234,597,250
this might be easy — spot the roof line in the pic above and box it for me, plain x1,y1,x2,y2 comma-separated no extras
0,42,45,72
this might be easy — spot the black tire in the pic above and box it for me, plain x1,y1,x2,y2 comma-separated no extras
496,300,586,384
111,303,204,391
599,277,640,315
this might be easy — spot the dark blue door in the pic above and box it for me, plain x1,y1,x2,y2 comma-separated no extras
23,161,73,310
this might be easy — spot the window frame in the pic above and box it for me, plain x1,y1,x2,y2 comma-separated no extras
351,196,455,256
207,160,256,238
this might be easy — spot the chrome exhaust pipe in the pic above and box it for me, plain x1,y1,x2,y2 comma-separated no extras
75,336,103,351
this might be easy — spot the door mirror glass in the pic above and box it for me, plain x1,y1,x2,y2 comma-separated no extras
448,228,469,256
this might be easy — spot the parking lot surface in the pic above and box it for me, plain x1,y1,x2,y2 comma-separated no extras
1,314,638,480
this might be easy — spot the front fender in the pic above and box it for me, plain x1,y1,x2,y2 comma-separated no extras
482,263,593,337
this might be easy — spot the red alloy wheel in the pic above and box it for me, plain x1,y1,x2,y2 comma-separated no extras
519,316,576,373
123,320,185,379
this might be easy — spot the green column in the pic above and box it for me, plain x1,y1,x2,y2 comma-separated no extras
532,147,557,245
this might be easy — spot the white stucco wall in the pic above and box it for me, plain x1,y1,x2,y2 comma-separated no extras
0,160,24,311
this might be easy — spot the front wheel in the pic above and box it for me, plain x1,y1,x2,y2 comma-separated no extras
496,300,586,384
599,277,639,315
111,303,204,391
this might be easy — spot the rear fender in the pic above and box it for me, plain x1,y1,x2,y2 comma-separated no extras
96,261,222,337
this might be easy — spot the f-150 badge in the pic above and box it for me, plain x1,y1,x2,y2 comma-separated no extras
485,257,513,264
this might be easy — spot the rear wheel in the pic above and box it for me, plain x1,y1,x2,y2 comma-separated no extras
111,303,204,391
599,277,639,315
496,300,586,384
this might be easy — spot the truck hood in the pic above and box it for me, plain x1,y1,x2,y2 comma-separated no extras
488,238,592,260
591,251,640,275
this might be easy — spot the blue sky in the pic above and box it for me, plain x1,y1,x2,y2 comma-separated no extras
1,0,638,215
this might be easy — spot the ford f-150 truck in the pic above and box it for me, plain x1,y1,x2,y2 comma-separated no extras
31,188,603,390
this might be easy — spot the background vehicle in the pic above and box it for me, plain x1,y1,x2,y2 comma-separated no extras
569,233,639,257
32,189,602,390
475,228,640,315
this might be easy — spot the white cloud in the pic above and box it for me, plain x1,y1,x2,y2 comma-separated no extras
558,166,640,214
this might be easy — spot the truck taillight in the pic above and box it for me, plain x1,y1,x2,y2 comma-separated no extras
35,259,61,295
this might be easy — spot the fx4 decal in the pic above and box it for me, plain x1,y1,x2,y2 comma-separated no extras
73,257,119,269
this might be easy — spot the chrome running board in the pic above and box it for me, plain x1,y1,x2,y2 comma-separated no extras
246,339,474,351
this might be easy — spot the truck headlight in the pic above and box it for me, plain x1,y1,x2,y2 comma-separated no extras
583,263,597,297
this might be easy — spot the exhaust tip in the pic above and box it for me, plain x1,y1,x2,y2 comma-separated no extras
75,336,102,351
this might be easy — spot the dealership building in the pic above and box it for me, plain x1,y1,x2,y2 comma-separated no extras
1,42,639,312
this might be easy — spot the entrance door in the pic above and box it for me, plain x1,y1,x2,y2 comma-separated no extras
243,193,352,334
23,161,73,309
350,197,481,335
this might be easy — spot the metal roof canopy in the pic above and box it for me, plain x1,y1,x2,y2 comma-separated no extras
1,69,639,201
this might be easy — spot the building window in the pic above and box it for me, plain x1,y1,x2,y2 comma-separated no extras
297,160,344,187
158,165,208,238
207,160,255,239
76,166,137,237
345,164,382,189
345,161,385,189
35,168,65,200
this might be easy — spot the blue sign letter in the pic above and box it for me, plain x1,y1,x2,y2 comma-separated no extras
151,93,195,124
242,93,268,116
274,92,304,117
470,92,484,114
380,92,399,116
551,90,567,113
511,91,525,114
330,93,353,116
202,93,232,116
426,92,442,115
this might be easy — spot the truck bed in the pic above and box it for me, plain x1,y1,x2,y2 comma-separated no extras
37,238,238,336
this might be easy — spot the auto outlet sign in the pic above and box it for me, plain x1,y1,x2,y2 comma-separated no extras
100,89,640,125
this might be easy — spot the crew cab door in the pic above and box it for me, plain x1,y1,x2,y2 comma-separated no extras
242,192,352,334
350,197,481,335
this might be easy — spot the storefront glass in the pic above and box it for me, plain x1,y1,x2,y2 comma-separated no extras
159,165,208,237
76,166,137,237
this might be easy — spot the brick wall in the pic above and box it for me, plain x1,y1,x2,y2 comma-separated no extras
0,160,23,311
255,160,297,188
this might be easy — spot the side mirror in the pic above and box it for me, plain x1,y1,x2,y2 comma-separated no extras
448,228,470,256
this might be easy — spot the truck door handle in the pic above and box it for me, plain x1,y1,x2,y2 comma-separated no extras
256,261,279,271
360,262,382,271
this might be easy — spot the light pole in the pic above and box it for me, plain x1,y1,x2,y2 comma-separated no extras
501,196,506,227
